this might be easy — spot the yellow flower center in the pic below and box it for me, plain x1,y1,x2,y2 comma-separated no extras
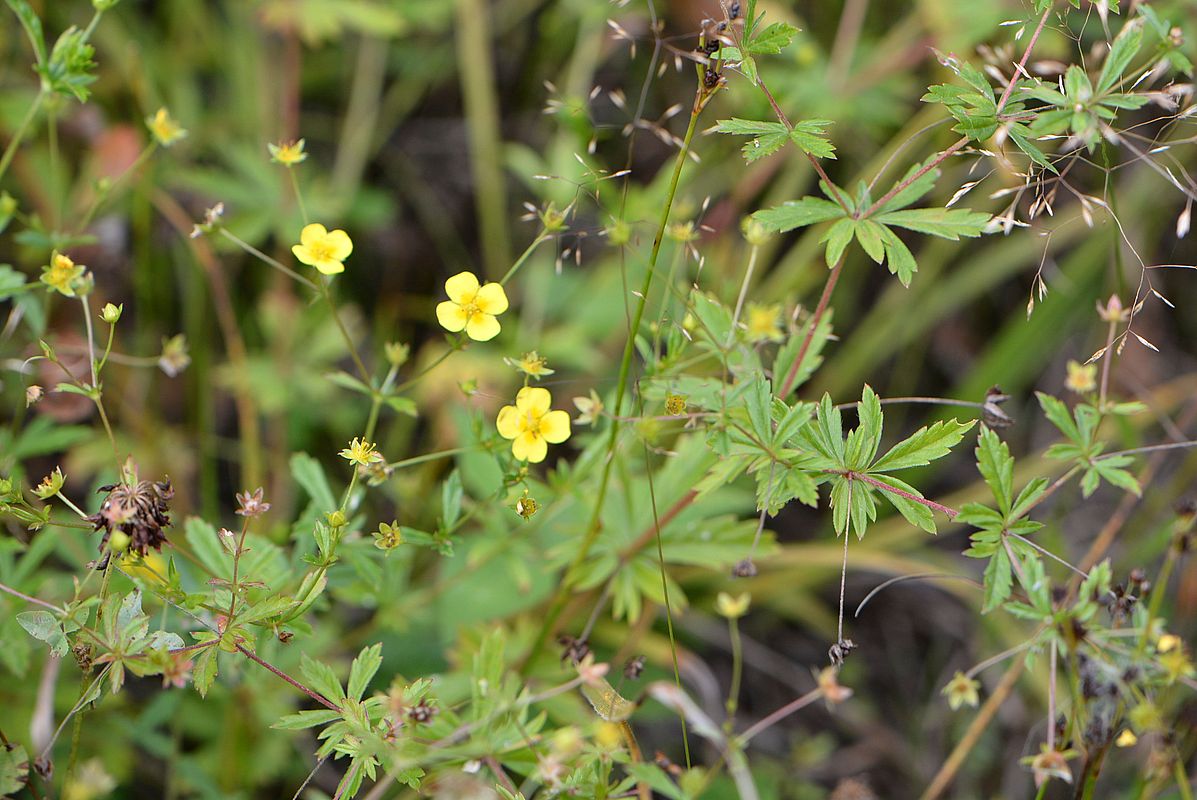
522,411,545,436
308,241,336,262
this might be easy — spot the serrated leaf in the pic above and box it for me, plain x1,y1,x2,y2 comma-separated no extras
300,653,347,705
982,546,1012,613
754,197,846,232
347,643,382,702
1097,18,1143,95
17,610,68,656
976,427,1014,514
789,119,836,159
822,218,855,268
871,419,975,472
874,207,991,239
879,226,917,286
853,219,886,263
290,452,338,514
193,646,218,697
747,22,798,55
870,474,936,533
845,385,883,469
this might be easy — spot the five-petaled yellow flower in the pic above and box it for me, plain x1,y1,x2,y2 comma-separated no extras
436,271,508,342
146,108,187,147
269,139,308,166
942,671,981,710
293,223,353,275
1065,359,1097,394
41,252,86,297
340,437,383,467
496,387,571,463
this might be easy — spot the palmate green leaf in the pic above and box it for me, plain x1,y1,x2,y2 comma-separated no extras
1097,17,1143,95
754,197,846,232
714,118,789,163
870,418,975,472
746,22,799,55
853,219,886,263
1035,392,1082,446
874,207,991,240
789,120,836,159
822,218,854,267
16,610,68,656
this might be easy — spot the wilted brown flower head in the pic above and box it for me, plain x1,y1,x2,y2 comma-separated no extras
87,479,174,557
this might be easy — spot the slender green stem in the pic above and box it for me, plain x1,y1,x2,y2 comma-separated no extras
523,80,707,669
385,446,478,471
1175,760,1193,800
77,143,158,233
81,295,123,472
0,90,44,184
318,277,372,385
725,617,743,729
219,228,319,291
500,231,550,285
54,491,89,520
289,168,309,225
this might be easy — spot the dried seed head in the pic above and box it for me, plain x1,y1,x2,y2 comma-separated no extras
623,655,646,680
731,558,757,578
86,479,173,557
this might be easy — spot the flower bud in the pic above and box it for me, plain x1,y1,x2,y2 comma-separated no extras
100,302,123,324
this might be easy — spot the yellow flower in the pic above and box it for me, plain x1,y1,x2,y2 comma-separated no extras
942,671,981,710
1115,729,1138,748
1065,359,1097,394
506,351,554,379
715,592,750,619
1157,633,1182,653
665,393,687,416
292,223,353,275
40,252,86,297
496,386,571,463
373,521,403,551
745,302,784,342
268,138,308,166
340,437,383,467
436,271,508,342
1159,646,1195,684
146,107,187,147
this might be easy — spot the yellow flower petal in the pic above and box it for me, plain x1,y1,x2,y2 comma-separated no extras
540,409,571,444
314,257,345,275
324,229,353,261
474,282,509,315
516,386,552,416
465,312,500,341
300,223,328,247
444,271,480,304
291,244,316,266
436,301,468,332
512,431,547,463
496,405,521,440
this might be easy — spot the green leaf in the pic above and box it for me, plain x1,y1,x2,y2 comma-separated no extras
874,207,991,239
184,517,229,579
714,118,790,163
845,385,883,469
772,309,833,396
879,226,917,287
441,469,463,529
1035,392,1082,445
273,708,342,731
5,0,46,66
17,610,68,656
1097,18,1143,95
853,219,886,263
875,158,941,214
870,474,936,533
624,764,690,800
976,427,1013,514
347,643,382,702
848,479,877,539
982,546,1012,613
746,22,798,55
754,197,846,232
299,653,347,705
805,393,846,466
193,646,218,697
871,419,975,472
290,452,338,514
581,675,637,722
0,741,28,795
789,119,836,159
822,218,854,268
